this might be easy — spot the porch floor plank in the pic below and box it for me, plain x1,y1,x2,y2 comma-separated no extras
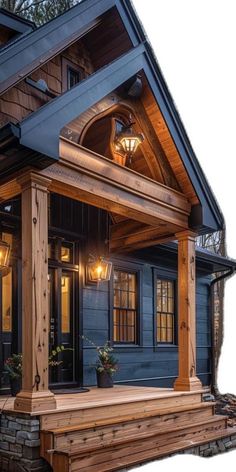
1,385,207,416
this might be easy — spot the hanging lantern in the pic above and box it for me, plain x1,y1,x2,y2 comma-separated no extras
115,123,144,164
87,256,112,283
0,239,10,273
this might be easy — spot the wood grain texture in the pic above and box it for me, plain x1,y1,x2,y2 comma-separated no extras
141,79,199,205
40,140,190,232
110,220,178,252
14,172,56,412
47,411,230,472
174,231,203,391
0,42,93,124
51,424,235,472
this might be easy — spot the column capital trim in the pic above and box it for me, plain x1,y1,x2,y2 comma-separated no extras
175,230,197,242
17,171,52,192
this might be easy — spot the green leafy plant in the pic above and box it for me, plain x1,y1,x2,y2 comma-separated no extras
3,354,22,380
81,335,119,376
3,345,71,380
48,345,69,367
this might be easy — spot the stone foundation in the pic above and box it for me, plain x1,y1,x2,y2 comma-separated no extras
0,413,52,472
119,432,236,471
181,433,236,457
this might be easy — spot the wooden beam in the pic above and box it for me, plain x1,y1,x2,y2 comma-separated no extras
0,178,21,202
14,172,56,413
128,98,180,191
40,139,190,229
110,220,179,252
174,231,202,392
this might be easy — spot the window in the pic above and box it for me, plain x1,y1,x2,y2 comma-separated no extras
113,269,137,344
62,58,84,92
156,278,175,344
68,67,80,89
1,233,13,333
61,244,73,263
61,274,71,334
2,268,12,332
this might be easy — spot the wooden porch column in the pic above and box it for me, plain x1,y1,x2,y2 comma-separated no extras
174,231,203,391
14,172,56,412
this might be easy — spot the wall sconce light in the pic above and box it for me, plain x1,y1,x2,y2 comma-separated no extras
87,255,112,283
0,239,10,274
115,122,144,165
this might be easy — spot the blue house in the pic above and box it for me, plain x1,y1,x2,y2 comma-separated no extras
0,2,236,471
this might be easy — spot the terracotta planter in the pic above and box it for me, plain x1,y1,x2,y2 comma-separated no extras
96,370,113,388
10,377,22,397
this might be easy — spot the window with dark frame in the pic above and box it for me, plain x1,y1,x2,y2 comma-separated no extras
113,269,137,344
67,67,80,89
156,278,175,344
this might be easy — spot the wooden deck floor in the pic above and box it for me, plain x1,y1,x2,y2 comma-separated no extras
0,385,207,415
2,385,235,472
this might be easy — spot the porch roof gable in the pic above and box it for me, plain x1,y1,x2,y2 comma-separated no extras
0,0,139,95
0,0,224,234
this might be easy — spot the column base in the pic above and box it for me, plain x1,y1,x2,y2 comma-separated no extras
174,376,203,392
14,390,57,413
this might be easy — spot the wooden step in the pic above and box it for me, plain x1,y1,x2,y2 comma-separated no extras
44,401,215,434
41,403,215,457
52,425,236,472
50,416,228,472
40,390,203,430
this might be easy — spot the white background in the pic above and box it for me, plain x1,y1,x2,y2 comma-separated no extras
131,0,236,469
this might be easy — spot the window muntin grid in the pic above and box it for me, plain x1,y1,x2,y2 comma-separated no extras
113,270,137,343
156,279,175,344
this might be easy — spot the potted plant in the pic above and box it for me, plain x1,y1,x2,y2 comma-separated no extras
3,353,22,396
96,342,119,388
3,346,68,396
81,336,119,388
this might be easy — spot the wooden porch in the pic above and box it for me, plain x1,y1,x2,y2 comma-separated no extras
1,385,236,471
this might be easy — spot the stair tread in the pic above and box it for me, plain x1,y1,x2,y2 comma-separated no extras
69,426,236,472
51,415,228,457
42,402,215,434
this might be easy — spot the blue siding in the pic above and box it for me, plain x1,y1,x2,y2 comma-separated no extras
83,259,212,388
50,194,213,389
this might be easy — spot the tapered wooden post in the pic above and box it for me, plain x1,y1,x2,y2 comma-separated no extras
174,231,203,391
14,172,56,412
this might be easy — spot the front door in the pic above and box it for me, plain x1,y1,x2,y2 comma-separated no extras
48,238,80,387
0,231,20,394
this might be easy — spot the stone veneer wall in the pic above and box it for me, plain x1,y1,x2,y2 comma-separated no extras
120,434,236,471
181,433,236,457
0,412,51,472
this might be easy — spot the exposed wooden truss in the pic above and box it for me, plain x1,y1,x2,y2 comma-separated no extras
41,138,191,228
0,139,191,252
110,220,178,252
141,79,199,205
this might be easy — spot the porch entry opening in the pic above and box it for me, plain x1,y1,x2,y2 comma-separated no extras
48,238,79,387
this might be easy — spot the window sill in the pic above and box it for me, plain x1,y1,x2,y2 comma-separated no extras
113,344,143,353
153,344,178,352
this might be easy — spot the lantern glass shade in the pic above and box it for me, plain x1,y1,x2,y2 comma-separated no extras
116,125,144,156
87,257,112,282
0,240,10,270
119,135,143,155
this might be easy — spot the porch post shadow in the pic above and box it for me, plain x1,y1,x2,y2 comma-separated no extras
14,172,56,412
174,230,203,391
